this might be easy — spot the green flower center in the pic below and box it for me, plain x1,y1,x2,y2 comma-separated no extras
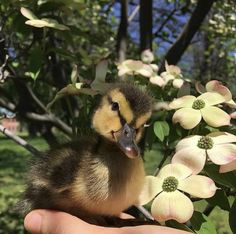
162,176,179,192
197,136,213,149
192,99,205,110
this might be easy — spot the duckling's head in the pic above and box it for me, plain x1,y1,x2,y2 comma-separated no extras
92,84,153,158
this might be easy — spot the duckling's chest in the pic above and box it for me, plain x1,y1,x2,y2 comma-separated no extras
71,150,145,215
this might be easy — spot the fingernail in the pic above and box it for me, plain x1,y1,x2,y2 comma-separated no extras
24,211,43,233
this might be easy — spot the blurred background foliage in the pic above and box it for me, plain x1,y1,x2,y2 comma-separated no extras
0,0,236,233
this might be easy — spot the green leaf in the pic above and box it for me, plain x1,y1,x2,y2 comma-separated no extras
146,124,156,150
229,198,236,233
206,189,230,211
20,7,38,20
95,60,108,82
204,164,236,189
25,18,69,30
28,46,43,80
154,121,170,142
75,82,83,89
190,211,217,234
71,64,78,85
91,60,110,92
25,19,49,28
47,85,97,109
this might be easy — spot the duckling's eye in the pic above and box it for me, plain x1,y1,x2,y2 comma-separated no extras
111,102,119,111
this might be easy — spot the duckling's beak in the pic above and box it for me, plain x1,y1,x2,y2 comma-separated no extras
113,123,139,158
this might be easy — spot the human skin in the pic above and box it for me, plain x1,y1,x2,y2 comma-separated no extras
24,210,191,234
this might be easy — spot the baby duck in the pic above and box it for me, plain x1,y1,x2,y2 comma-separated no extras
19,84,153,222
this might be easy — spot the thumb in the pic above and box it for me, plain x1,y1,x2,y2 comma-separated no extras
24,209,108,234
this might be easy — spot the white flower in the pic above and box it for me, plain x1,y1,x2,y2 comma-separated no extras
169,92,231,129
141,49,154,63
172,132,236,174
138,164,216,223
117,59,154,77
159,62,185,88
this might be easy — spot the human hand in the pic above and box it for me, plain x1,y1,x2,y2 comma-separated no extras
24,210,191,234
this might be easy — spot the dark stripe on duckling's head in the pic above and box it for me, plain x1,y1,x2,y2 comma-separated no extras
107,95,126,126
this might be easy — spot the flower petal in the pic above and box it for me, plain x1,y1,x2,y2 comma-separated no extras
206,80,232,102
162,73,175,82
226,99,236,108
141,49,154,63
195,81,206,94
178,175,217,198
176,135,201,151
169,96,196,109
165,62,181,75
150,75,165,87
172,108,202,129
207,144,236,165
151,190,193,223
137,64,153,77
125,60,143,70
157,163,192,180
173,79,184,88
137,176,163,205
231,111,236,119
201,106,230,127
172,147,206,174
220,160,236,173
118,67,130,76
209,132,236,144
198,92,226,106
150,64,158,72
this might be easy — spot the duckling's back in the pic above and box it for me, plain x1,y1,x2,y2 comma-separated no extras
19,136,145,218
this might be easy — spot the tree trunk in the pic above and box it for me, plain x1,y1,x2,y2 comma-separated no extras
140,0,153,52
116,0,128,62
159,0,215,73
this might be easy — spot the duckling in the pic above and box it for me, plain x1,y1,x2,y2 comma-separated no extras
19,84,153,224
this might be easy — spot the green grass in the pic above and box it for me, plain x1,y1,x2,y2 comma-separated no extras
0,136,48,234
0,137,233,233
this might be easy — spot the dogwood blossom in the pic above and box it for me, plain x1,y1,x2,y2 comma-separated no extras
141,49,154,63
138,164,216,223
117,59,154,77
160,62,185,88
196,80,236,108
172,132,236,174
169,92,231,129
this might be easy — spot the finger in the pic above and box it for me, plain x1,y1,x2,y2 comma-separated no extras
24,209,114,234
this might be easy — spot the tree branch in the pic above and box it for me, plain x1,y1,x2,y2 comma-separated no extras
26,84,48,113
159,0,216,73
0,98,16,112
140,0,153,51
154,8,177,37
0,124,41,156
128,4,140,22
116,0,128,62
25,112,72,136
